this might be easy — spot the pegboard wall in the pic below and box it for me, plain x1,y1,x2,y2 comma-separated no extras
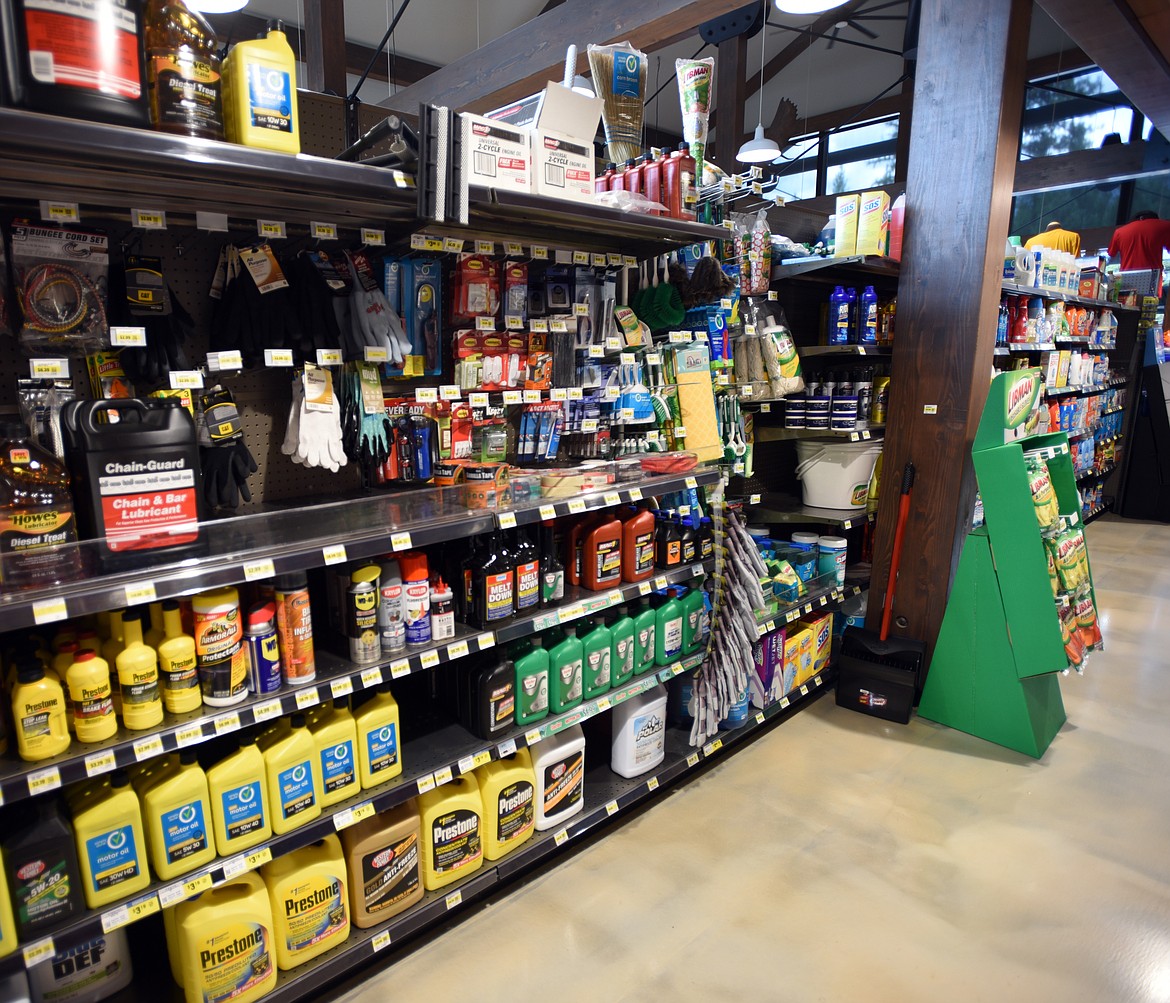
0,90,400,512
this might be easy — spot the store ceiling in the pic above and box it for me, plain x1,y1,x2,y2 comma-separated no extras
240,0,1116,137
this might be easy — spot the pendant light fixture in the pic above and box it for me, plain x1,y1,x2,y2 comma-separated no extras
737,0,782,163
774,0,850,13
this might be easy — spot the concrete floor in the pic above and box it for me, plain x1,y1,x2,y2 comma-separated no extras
332,516,1170,1003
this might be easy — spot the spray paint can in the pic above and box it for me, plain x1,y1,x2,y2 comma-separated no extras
274,572,316,685
377,557,406,654
245,602,282,694
347,566,381,664
398,552,431,646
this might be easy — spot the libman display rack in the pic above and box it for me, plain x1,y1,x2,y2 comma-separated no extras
918,368,1100,758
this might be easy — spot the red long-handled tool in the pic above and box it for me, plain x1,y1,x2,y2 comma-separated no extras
836,462,925,724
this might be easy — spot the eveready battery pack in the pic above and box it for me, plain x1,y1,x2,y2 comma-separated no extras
60,398,204,565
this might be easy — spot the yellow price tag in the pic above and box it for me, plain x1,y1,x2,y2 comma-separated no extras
539,504,557,521
532,245,549,260
310,221,337,240
128,895,160,921
43,201,80,222
445,889,463,910
433,766,453,786
32,597,68,625
390,659,411,679
390,531,412,551
554,829,569,846
654,576,668,590
331,677,354,699
361,228,385,246
257,219,286,238
28,766,62,795
472,749,492,769
174,724,204,749
372,930,392,953
84,750,118,777
799,685,809,697
755,711,766,725
183,873,213,898
361,667,384,688
420,649,441,669
498,511,517,529
322,544,348,566
686,753,700,768
647,776,659,791
447,640,470,661
596,697,611,712
245,847,272,870
567,499,587,514
525,729,543,746
294,687,320,710
252,699,283,722
605,800,619,816
572,250,589,265
814,675,823,687
23,937,56,968
133,735,165,761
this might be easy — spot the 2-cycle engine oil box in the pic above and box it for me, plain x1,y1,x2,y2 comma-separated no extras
61,398,203,568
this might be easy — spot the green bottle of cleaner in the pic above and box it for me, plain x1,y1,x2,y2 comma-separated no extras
680,585,706,654
538,521,564,606
581,616,613,699
547,625,583,714
608,607,635,687
514,639,549,726
633,597,657,675
655,588,685,666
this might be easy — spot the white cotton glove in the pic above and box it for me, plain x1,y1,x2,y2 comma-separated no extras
293,368,348,472
385,308,412,367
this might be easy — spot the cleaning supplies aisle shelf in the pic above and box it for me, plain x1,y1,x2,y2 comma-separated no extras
0,468,720,633
0,648,711,979
0,560,714,805
133,671,837,1003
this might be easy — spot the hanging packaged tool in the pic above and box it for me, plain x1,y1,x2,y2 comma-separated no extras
60,398,203,564
198,385,257,511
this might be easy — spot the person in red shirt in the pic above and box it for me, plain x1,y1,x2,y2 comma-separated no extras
1108,211,1170,271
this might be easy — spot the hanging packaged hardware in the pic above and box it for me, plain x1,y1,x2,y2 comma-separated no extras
60,398,203,564
199,385,257,511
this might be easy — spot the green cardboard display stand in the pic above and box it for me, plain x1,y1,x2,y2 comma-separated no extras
918,369,1099,758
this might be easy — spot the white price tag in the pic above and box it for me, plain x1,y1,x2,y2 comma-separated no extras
474,240,495,255
390,531,412,551
755,711,766,725
29,358,69,379
330,677,354,699
497,511,517,529
447,639,470,660
669,331,691,344
647,776,659,791
252,699,283,722
623,255,638,268
420,649,441,669
628,488,643,501
213,712,241,736
549,387,567,401
363,346,389,362
243,558,275,581
445,889,463,910
523,389,542,403
605,800,619,816
264,349,294,367
469,392,489,407
133,735,164,761
390,659,411,679
414,387,438,403
686,752,700,768
84,750,118,777
554,829,569,847
315,348,343,366
638,581,652,596
591,253,607,268
196,211,229,232
497,738,517,757
532,246,549,260
503,390,523,405
27,766,62,795
440,384,462,400
433,766,453,786
40,199,81,222
572,250,589,265
550,317,569,333
506,242,524,257
23,937,56,968
568,387,584,400
310,221,337,240
208,349,244,371
175,723,204,748
361,228,385,246
506,314,524,330
372,930,392,953
475,316,496,332
361,667,383,688
110,326,147,347
525,728,544,746
567,498,587,514
294,687,320,710
768,290,778,301
443,237,465,253
322,543,347,565
257,219,286,239
169,370,204,389
539,504,557,521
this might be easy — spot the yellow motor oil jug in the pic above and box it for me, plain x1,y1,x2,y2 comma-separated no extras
115,608,164,730
418,772,483,891
73,769,150,909
353,684,402,788
339,799,422,928
261,835,349,970
310,696,359,808
263,712,322,834
66,776,111,815
129,753,176,796
478,748,536,860
172,871,276,1003
0,849,17,958
65,648,117,743
207,734,271,856
141,750,216,880
222,20,301,154
11,662,70,762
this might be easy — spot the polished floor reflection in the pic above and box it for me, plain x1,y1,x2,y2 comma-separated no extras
331,516,1170,1003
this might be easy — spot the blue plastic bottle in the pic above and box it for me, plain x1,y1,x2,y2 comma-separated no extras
845,287,859,343
829,286,851,345
860,286,879,344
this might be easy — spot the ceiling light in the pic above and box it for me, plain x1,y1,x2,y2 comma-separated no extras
186,0,249,13
738,0,781,164
774,0,850,14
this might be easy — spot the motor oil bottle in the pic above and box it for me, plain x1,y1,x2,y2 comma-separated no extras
0,849,17,958
346,565,381,664
141,750,216,880
457,658,515,739
418,773,483,890
261,834,350,970
681,585,706,654
73,769,150,909
609,606,636,688
311,695,359,807
538,520,564,606
66,648,116,744
620,505,656,583
698,517,715,561
565,512,604,588
128,754,175,797
193,586,248,707
339,799,422,928
478,749,535,860
28,928,133,1003
532,724,585,830
548,625,583,714
353,684,402,788
12,661,70,761
581,615,612,699
115,608,164,730
678,516,697,565
473,531,514,628
582,513,622,591
399,551,432,646
144,603,166,650
633,597,657,674
458,535,482,621
611,684,667,778
513,638,549,727
0,0,147,127
263,713,322,834
376,557,406,654
3,798,83,938
655,511,681,569
222,19,301,154
655,588,685,666
207,733,271,857
172,871,276,1003
512,528,540,613
144,0,224,140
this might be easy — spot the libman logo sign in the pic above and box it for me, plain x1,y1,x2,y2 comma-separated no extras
1004,371,1040,429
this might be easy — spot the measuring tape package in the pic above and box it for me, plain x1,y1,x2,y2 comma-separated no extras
9,219,110,354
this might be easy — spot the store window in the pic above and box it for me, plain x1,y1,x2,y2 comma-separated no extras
770,134,819,200
1020,68,1133,160
825,117,898,194
1010,184,1121,246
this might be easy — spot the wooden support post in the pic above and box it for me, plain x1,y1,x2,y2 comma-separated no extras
866,0,1032,660
304,0,347,95
714,33,748,173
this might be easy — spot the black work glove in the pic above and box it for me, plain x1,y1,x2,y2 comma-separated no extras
201,440,257,511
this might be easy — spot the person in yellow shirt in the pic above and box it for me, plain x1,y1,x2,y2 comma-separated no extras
1025,221,1082,257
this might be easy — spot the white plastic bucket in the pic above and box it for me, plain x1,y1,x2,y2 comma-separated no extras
794,440,881,510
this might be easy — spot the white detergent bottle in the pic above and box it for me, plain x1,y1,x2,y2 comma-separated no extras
532,725,585,830
611,684,667,779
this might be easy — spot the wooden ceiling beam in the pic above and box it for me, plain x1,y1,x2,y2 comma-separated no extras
377,0,749,115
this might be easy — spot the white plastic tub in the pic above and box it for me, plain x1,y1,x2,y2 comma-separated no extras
794,440,881,509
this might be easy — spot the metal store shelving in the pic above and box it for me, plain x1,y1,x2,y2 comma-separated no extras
1001,281,1138,312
